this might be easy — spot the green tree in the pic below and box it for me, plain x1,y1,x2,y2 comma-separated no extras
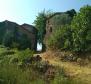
71,5,91,52
66,9,76,17
34,10,46,43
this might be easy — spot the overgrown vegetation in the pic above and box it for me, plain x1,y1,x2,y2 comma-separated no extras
47,5,91,52
0,5,91,84
47,25,72,50
71,5,91,52
0,46,83,84
34,10,47,43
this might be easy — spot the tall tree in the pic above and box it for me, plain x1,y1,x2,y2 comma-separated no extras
34,10,46,43
71,5,91,52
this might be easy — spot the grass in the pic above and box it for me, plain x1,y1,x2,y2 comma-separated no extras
0,46,90,84
40,50,91,84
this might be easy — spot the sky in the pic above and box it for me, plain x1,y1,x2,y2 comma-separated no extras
0,0,91,25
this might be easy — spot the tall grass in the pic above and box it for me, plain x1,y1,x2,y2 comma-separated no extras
0,47,85,84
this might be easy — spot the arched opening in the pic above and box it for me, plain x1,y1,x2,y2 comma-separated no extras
37,42,42,51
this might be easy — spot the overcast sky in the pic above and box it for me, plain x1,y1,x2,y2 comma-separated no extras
0,0,91,25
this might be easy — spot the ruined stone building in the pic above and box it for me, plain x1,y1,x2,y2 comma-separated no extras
45,9,76,40
0,20,37,50
20,24,37,50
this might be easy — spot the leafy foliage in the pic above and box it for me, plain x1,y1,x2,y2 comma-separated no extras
47,5,91,52
66,9,76,17
71,5,91,52
47,25,72,50
34,10,46,43
0,46,84,84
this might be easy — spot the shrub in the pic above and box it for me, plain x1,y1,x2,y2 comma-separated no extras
71,5,91,52
47,25,72,50
47,5,91,53
10,48,34,65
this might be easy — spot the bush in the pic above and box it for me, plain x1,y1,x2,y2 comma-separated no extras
47,25,72,50
71,5,91,52
0,48,44,84
47,5,91,53
9,48,34,65
0,47,85,84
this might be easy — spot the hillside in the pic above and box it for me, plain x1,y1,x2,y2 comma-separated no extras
40,50,91,84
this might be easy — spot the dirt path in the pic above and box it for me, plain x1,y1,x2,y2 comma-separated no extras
39,51,91,84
